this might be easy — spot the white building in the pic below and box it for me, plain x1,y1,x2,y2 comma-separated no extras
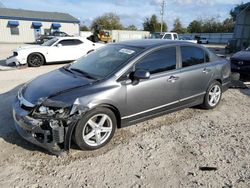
0,8,80,43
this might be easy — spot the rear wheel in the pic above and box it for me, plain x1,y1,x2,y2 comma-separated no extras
202,81,222,109
74,107,116,150
27,53,45,67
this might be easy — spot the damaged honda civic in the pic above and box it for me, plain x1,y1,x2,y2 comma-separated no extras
13,40,231,155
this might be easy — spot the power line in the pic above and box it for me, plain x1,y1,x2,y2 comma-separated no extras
160,0,165,33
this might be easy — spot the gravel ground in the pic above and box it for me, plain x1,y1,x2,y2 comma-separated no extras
0,44,249,188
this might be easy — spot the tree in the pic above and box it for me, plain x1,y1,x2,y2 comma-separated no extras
125,24,137,30
91,12,123,30
172,18,187,33
143,14,168,32
187,20,203,33
80,25,89,31
222,18,234,32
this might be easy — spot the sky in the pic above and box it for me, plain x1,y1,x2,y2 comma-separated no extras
0,0,248,30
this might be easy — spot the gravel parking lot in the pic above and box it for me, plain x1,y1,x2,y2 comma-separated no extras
0,43,249,187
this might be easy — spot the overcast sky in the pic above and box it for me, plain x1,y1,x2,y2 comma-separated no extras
1,0,247,30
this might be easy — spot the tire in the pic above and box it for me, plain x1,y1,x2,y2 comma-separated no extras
27,53,45,67
74,107,117,150
201,81,222,109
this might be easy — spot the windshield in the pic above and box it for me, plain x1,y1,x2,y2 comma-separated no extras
150,33,164,39
41,38,58,46
69,44,143,79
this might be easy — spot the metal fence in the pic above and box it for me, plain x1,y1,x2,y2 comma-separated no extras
179,33,234,44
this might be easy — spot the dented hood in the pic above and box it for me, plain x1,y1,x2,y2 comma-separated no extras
22,68,94,104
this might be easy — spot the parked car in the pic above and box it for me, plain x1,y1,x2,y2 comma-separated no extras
36,31,71,43
6,37,105,67
13,40,231,155
151,32,179,40
230,46,250,79
198,37,209,44
180,36,197,43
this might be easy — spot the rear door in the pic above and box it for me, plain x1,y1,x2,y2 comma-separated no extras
122,46,182,120
178,45,214,101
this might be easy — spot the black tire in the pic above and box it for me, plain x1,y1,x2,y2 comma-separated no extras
201,81,222,109
27,53,45,67
74,107,116,150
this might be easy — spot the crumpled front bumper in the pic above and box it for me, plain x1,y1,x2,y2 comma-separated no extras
13,98,78,155
6,56,26,66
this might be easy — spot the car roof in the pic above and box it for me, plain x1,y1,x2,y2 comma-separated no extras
117,39,198,49
54,36,91,42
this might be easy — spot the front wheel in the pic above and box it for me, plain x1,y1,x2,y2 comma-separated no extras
27,53,45,67
74,107,116,150
202,81,222,109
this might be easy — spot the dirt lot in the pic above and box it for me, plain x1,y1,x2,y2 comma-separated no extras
0,44,250,188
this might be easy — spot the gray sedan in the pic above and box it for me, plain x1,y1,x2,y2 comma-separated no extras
13,40,231,154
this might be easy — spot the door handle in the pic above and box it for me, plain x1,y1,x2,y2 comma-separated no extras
203,68,211,74
167,75,179,83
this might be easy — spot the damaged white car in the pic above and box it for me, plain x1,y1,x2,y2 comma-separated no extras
6,37,105,67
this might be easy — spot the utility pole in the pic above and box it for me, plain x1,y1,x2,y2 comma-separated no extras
160,0,165,33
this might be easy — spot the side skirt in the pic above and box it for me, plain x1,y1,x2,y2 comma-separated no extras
120,95,204,128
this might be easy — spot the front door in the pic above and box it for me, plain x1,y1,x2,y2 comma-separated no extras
122,46,181,121
48,39,83,62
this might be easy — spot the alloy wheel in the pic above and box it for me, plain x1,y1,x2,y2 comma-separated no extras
82,114,113,147
208,85,221,107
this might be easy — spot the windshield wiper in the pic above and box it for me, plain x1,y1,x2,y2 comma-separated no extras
70,68,98,80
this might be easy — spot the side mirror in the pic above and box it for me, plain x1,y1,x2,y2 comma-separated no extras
133,69,150,80
56,43,62,47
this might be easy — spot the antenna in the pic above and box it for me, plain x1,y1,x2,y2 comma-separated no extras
0,1,6,8
160,0,165,33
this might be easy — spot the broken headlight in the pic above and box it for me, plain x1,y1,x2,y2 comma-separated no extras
34,99,71,118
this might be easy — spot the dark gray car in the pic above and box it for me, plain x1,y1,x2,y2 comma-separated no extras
13,40,231,155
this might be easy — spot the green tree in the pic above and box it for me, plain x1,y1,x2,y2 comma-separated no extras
125,24,137,30
143,14,167,32
91,12,123,30
187,20,203,33
222,18,234,32
172,18,187,33
80,25,89,31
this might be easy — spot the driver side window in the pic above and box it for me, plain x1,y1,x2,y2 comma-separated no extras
135,47,177,74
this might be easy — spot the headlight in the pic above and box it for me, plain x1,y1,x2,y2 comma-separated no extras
237,61,244,65
36,105,68,118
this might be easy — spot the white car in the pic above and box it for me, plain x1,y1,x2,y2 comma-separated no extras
6,37,105,67
198,37,209,44
180,37,197,43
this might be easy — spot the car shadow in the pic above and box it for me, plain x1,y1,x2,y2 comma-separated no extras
0,84,51,154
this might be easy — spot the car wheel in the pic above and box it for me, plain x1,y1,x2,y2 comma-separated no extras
74,107,116,150
27,53,45,67
202,81,222,109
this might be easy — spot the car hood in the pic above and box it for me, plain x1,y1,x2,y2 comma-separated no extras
22,68,94,104
231,51,250,62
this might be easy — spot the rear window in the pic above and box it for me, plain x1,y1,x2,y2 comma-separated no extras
181,46,205,67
